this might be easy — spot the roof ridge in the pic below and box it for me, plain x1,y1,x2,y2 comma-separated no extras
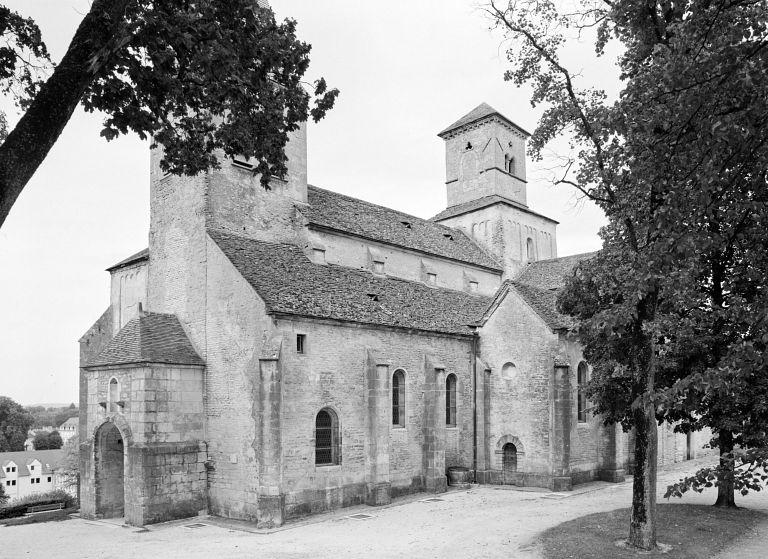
307,184,458,232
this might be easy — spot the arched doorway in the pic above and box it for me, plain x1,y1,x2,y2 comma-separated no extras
95,423,125,518
502,443,518,484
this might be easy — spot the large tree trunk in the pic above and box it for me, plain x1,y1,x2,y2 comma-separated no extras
0,0,132,228
714,430,737,508
628,326,659,551
628,398,658,549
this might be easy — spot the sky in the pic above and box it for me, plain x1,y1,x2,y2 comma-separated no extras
0,1,618,406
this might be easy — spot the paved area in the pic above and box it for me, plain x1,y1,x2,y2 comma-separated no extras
3,458,767,558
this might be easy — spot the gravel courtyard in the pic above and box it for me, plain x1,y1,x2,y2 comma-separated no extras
4,458,767,559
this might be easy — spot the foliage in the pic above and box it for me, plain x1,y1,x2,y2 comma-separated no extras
488,0,768,549
0,0,338,227
58,435,79,490
32,430,63,450
665,448,768,499
0,489,76,519
0,482,8,505
0,396,34,451
24,405,78,430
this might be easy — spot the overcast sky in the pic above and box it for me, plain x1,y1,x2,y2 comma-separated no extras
0,1,617,406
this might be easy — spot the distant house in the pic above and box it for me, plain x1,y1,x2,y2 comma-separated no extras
0,449,68,501
23,427,55,451
58,417,78,444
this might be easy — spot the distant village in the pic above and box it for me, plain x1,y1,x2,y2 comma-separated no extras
0,400,79,504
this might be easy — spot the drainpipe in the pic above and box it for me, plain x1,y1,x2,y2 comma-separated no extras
470,326,479,483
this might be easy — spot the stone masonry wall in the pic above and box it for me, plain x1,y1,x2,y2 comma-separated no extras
80,363,206,525
276,318,473,519
109,261,148,335
476,286,560,487
306,228,501,296
203,237,276,521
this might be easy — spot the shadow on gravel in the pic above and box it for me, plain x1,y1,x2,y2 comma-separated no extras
539,504,765,559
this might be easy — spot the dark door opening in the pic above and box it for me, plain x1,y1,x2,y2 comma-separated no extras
502,443,518,484
95,423,125,519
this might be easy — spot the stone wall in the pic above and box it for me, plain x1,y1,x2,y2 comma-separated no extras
306,227,501,296
202,237,275,521
274,318,473,520
473,286,560,487
439,203,557,277
80,363,206,526
109,261,148,334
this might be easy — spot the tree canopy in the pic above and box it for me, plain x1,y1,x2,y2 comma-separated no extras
489,0,768,550
32,429,63,450
0,0,338,228
0,396,34,451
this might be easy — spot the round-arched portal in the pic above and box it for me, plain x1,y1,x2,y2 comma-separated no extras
95,422,125,519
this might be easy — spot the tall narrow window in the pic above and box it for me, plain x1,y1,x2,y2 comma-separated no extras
392,369,406,427
296,334,306,354
526,238,535,262
108,378,119,412
446,374,457,426
577,362,588,423
508,156,516,175
315,408,339,465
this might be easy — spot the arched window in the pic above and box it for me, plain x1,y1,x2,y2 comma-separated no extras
392,369,406,427
508,156,516,175
503,443,518,476
526,237,535,262
445,374,457,426
108,378,120,413
315,408,340,465
577,362,588,423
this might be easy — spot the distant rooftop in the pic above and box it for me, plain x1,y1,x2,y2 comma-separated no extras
106,248,149,272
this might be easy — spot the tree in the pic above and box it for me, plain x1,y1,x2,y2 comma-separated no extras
0,0,338,228
32,430,63,450
0,482,8,506
0,396,34,451
488,0,768,550
58,435,80,491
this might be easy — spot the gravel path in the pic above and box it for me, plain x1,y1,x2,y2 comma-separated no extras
4,458,766,559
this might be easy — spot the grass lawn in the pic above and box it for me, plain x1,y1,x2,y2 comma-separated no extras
0,508,75,527
539,504,765,558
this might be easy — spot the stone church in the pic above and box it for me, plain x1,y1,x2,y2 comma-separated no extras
78,101,702,527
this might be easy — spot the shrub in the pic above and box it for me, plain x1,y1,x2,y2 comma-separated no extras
0,489,77,519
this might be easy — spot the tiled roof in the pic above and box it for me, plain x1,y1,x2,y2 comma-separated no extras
210,230,491,336
437,102,531,138
84,313,205,368
515,252,596,290
303,185,502,271
106,248,149,272
58,417,78,429
0,450,64,477
431,195,558,224
509,252,597,330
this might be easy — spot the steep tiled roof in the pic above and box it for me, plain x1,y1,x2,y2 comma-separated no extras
437,102,531,138
84,313,205,368
210,230,491,336
59,417,78,429
106,248,149,272
0,450,64,477
509,252,597,330
303,185,502,271
431,195,558,224
515,252,596,290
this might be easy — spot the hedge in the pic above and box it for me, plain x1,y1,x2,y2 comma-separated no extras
0,490,77,519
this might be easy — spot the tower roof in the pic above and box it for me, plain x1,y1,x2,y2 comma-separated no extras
437,102,531,138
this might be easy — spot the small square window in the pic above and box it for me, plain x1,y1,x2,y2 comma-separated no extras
373,260,385,274
47,476,52,483
427,273,437,285
297,334,306,354
30,465,34,470
11,480,16,486
469,281,478,293
5,481,9,486
313,248,326,264
30,478,35,484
